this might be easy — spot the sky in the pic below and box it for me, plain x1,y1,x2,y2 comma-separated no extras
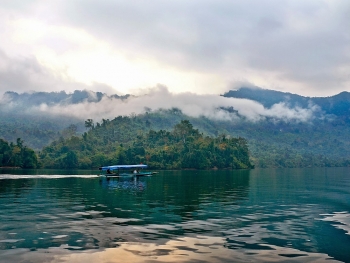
0,0,349,97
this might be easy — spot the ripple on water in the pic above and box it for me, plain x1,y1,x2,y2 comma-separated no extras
0,236,342,263
1,169,350,262
321,211,350,235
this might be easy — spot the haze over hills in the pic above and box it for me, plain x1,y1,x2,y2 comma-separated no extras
1,87,350,167
224,87,350,118
3,90,130,107
4,86,350,120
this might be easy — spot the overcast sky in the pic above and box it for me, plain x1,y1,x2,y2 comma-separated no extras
0,0,349,97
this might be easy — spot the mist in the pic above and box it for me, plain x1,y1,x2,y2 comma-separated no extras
1,85,319,123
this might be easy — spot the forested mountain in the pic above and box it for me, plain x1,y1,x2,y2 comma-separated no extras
0,90,131,150
39,109,350,168
40,119,253,170
1,87,350,168
0,112,83,150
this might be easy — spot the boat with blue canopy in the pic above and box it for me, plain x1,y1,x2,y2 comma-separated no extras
98,164,156,177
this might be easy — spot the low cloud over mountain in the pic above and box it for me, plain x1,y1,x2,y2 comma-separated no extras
1,86,322,122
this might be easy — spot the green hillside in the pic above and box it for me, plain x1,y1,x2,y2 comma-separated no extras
39,118,253,170
1,88,350,168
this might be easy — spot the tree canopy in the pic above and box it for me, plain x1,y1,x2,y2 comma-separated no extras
0,138,40,168
39,119,253,170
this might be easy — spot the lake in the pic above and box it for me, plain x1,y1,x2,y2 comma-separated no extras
0,168,349,263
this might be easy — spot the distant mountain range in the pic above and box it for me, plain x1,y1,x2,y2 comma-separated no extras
1,87,350,167
3,87,350,115
224,87,350,118
3,90,129,107
4,87,350,119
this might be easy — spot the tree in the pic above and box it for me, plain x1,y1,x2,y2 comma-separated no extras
174,120,198,143
62,124,78,138
64,151,78,168
84,119,94,130
0,138,40,168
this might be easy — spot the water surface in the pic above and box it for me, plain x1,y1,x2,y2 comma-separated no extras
0,168,349,262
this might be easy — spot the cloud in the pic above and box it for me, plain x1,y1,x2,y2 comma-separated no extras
0,49,119,96
1,1,349,96
58,0,350,95
18,85,318,123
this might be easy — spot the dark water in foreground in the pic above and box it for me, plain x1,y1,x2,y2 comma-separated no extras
0,168,349,263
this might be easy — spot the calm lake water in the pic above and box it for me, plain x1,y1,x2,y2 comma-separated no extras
0,168,349,263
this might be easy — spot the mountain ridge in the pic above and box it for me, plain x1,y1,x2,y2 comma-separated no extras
1,87,350,167
223,87,350,117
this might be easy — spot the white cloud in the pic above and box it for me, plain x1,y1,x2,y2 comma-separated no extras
0,0,349,96
25,85,318,123
0,12,223,95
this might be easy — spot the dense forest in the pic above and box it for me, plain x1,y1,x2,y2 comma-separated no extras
39,119,253,170
36,114,350,169
1,87,350,168
0,138,40,168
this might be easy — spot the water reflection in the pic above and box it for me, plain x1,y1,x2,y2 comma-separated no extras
0,236,342,263
0,170,251,252
0,178,35,196
99,176,147,192
0,168,350,262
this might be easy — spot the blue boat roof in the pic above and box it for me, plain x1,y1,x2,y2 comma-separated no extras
99,164,148,171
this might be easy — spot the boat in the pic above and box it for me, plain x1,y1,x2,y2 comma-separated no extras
98,164,156,177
